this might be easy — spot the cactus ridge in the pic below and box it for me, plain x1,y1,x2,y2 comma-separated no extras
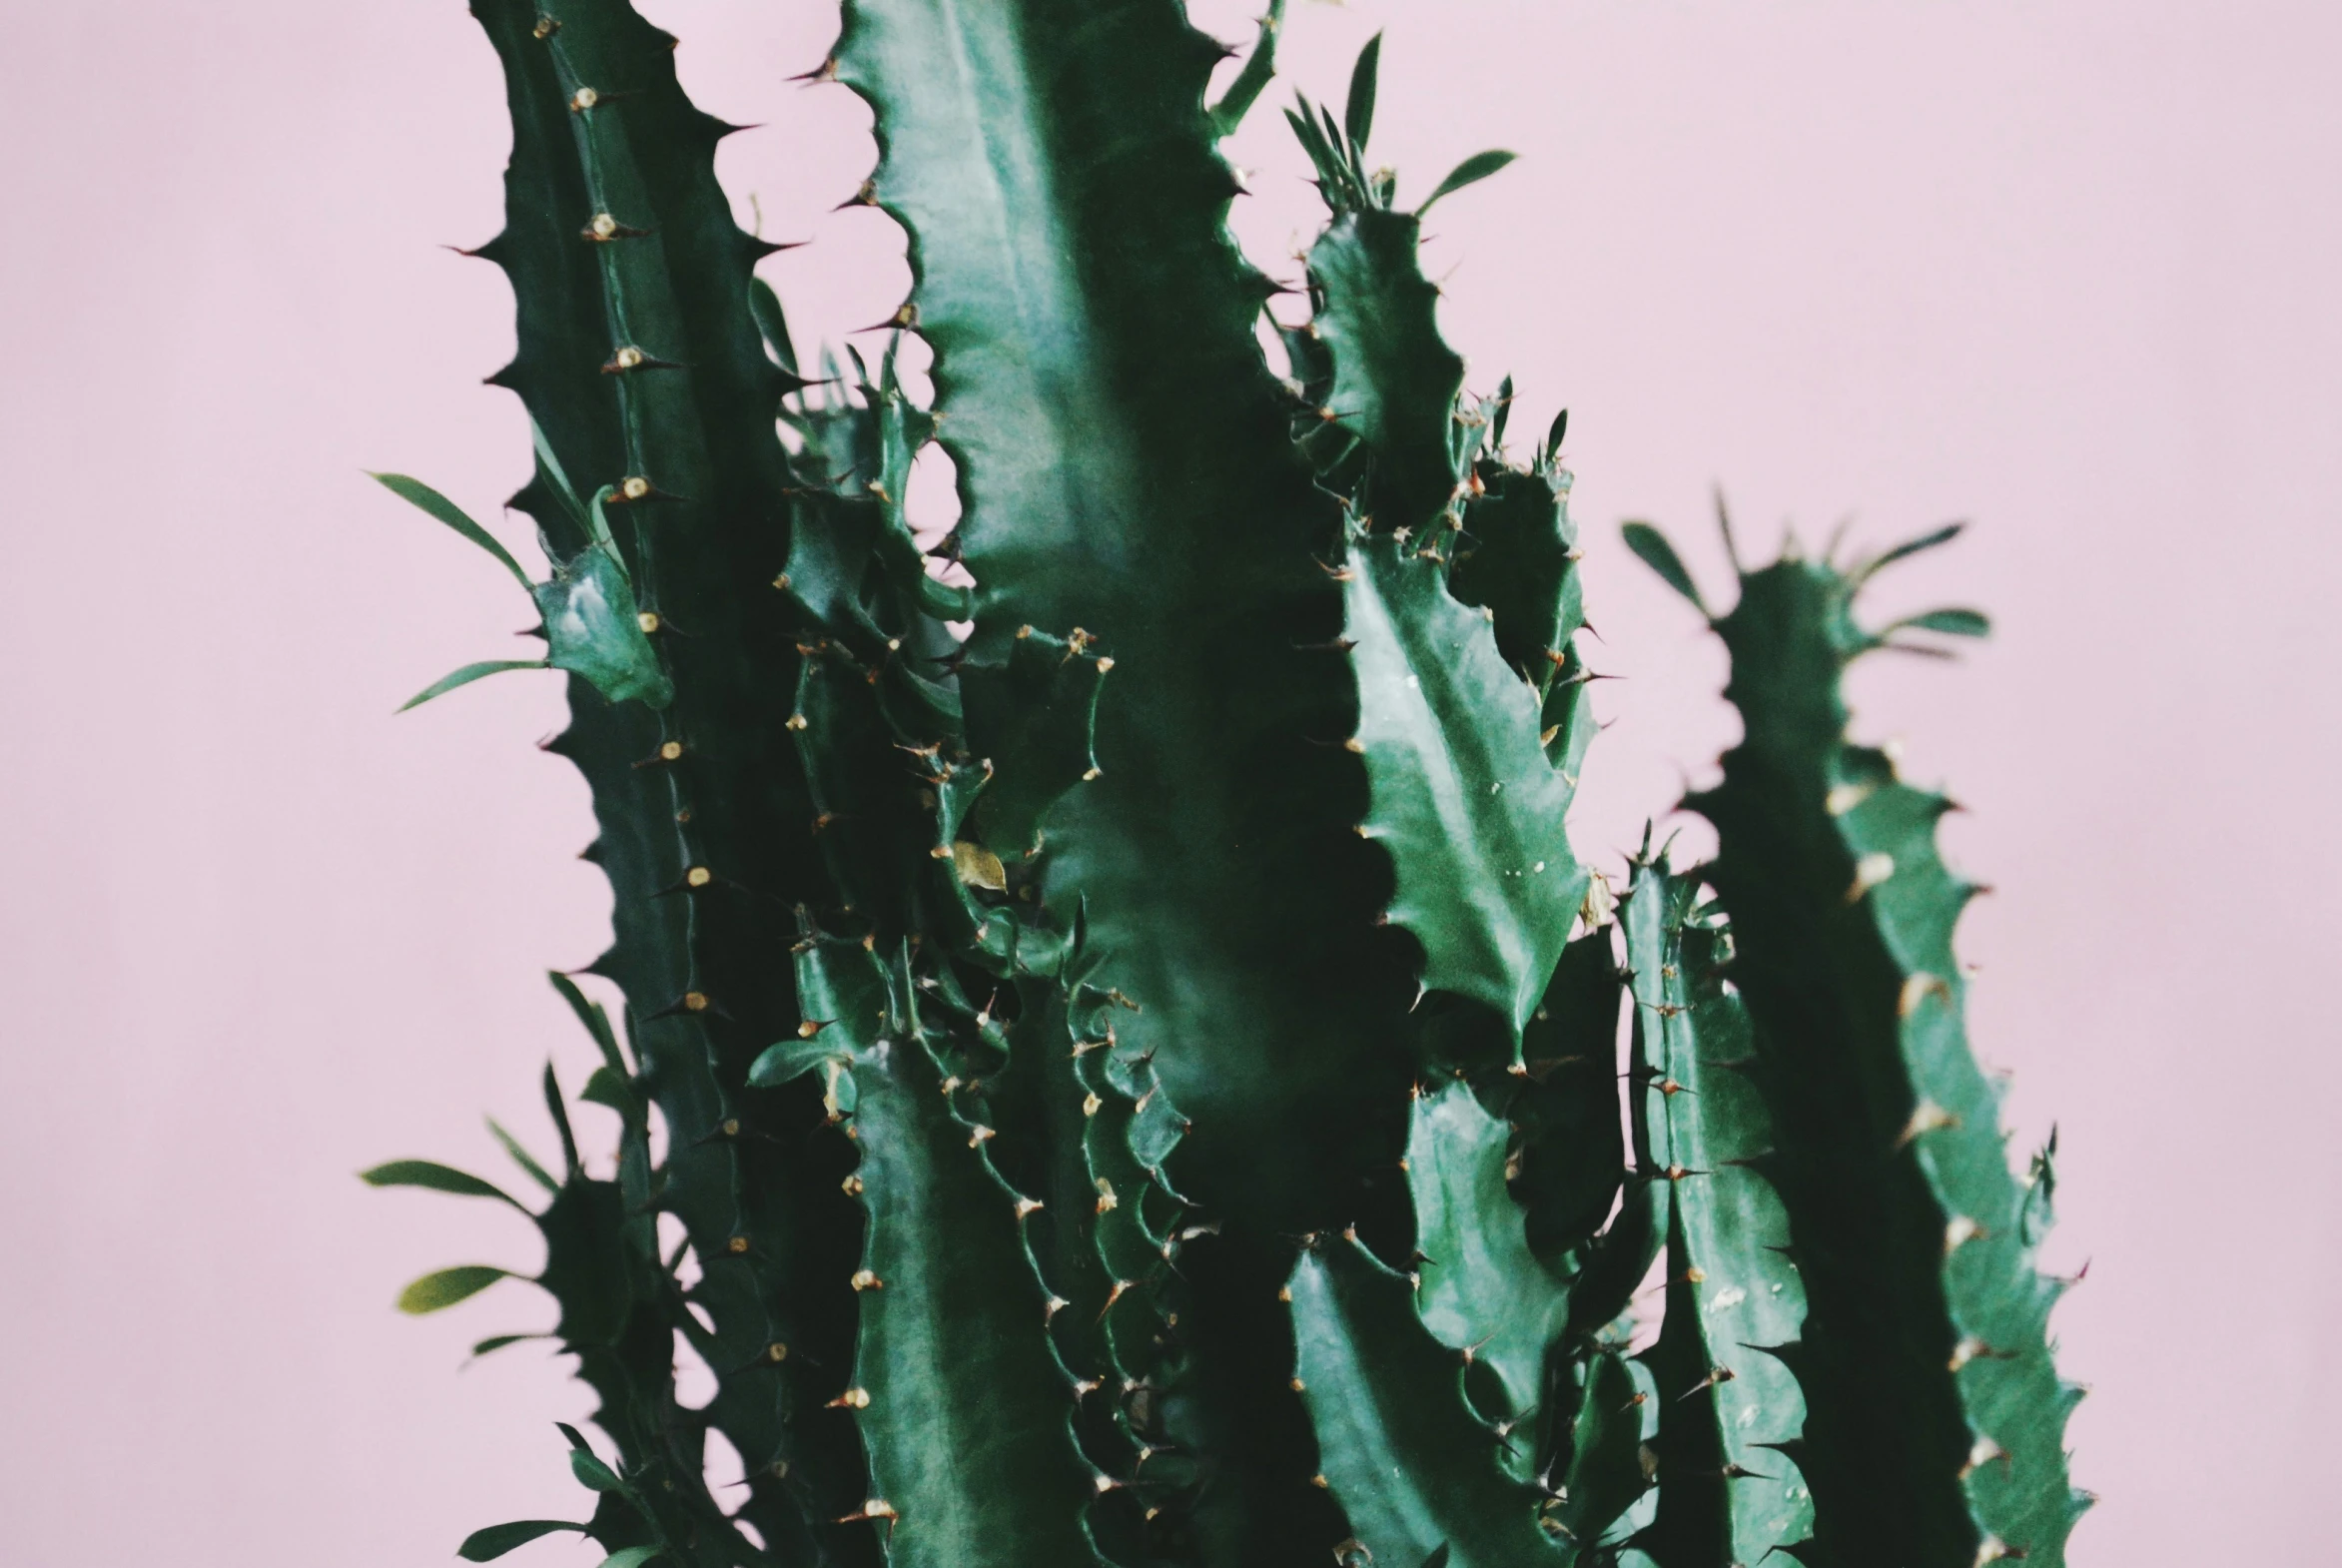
374,9,2084,1568
1620,853,1816,1566
1647,523,2085,1568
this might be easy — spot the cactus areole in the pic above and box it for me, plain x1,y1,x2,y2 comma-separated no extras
365,5,2088,1566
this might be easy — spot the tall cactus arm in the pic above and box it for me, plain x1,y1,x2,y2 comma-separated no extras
832,4,1408,1554
1306,203,1464,532
1207,0,1288,138
1448,445,1595,776
1289,62,1587,1041
368,1073,721,1562
755,937,1111,1568
465,1,869,1554
1619,859,1814,1567
832,0,1401,1231
1343,530,1587,1037
1640,524,2086,1568
1286,1233,1565,1568
1404,1081,1571,1442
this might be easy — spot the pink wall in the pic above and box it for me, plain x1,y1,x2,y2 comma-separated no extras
2,1,2334,1561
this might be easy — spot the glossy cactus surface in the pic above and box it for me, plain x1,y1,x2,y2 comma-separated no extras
368,5,2083,1566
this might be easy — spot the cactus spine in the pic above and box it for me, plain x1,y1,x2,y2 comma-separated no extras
368,5,2084,1566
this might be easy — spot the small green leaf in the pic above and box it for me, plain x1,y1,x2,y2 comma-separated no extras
1889,606,1989,639
749,277,800,375
1621,521,1709,614
397,659,547,713
528,417,591,534
1415,149,1516,215
534,548,673,710
396,1265,509,1315
456,1520,587,1562
580,1065,644,1126
1857,519,1965,580
1546,406,1569,457
373,472,534,589
584,486,619,555
359,1160,525,1211
568,1448,623,1492
486,1118,560,1195
548,971,626,1074
1344,32,1382,152
542,1061,581,1180
469,1333,546,1358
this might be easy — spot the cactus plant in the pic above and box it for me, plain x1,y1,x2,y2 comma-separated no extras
366,4,2086,1566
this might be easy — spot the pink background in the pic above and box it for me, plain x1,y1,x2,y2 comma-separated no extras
3,1,2335,1561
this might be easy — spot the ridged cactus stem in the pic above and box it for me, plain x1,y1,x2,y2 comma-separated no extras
466,1,865,1556
1619,851,1814,1565
374,10,2084,1567
1629,518,2087,1567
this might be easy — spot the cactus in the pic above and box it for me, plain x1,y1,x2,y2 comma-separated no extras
367,5,2084,1567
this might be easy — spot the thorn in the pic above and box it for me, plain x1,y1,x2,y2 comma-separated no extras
1945,1214,1988,1254
828,1387,872,1409
1896,1099,1960,1148
1825,781,1874,816
1845,851,1896,902
1949,1335,2014,1371
850,1269,883,1291
1958,1435,2010,1480
1899,971,1952,1018
1677,1364,1736,1400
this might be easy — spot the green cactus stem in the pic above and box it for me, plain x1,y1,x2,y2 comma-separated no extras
1631,518,2087,1567
1619,852,1814,1566
373,8,2084,1566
